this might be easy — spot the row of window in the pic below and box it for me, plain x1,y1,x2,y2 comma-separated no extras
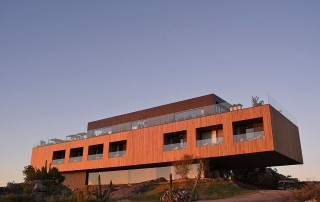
52,118,264,165
52,140,127,164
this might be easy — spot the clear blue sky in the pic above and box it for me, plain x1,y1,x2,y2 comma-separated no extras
0,1,319,186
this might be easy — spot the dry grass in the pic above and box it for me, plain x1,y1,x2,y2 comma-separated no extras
290,182,320,201
128,179,254,201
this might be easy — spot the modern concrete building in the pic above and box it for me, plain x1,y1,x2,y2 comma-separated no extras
31,94,303,189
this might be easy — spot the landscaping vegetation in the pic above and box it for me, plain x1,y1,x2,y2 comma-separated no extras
0,161,312,202
128,179,253,201
290,181,320,201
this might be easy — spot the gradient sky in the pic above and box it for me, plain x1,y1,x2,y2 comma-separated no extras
0,1,319,186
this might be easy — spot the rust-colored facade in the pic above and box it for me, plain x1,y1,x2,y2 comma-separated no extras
30,94,303,189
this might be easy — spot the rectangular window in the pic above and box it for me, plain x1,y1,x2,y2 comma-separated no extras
109,140,127,158
233,118,264,142
69,147,83,163
52,150,65,165
196,125,223,147
163,130,187,151
88,144,104,160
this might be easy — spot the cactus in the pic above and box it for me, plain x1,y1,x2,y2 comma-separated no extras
44,160,47,173
104,180,113,201
98,174,102,199
76,190,84,202
169,173,173,202
86,185,89,196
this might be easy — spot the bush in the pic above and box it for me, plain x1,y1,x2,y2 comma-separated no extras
0,194,35,202
232,168,287,189
23,165,65,185
290,182,320,201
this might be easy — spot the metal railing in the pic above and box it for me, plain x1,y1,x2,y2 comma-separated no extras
233,131,264,142
196,137,224,147
87,102,230,138
36,94,297,147
52,159,64,165
87,153,103,161
163,142,187,151
69,156,83,163
108,150,126,158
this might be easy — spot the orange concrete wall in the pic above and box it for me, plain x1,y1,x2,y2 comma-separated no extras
31,105,278,172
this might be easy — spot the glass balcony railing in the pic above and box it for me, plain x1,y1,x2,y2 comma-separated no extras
233,131,264,142
267,94,297,125
52,159,64,165
164,142,187,151
87,102,230,138
87,153,103,161
108,150,126,158
69,156,83,163
196,137,224,147
37,94,297,147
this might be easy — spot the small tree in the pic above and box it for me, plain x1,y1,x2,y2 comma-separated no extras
252,96,264,107
47,167,65,185
22,165,65,185
23,165,36,182
173,154,194,179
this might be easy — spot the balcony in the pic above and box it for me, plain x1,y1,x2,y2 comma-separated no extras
87,153,103,161
109,140,127,158
233,117,264,143
69,156,83,163
52,159,64,165
233,131,264,142
196,125,223,148
164,142,187,151
88,144,104,161
69,147,83,163
196,137,224,147
164,130,187,151
52,150,65,165
108,150,126,158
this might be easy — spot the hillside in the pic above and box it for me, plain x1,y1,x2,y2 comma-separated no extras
84,178,255,201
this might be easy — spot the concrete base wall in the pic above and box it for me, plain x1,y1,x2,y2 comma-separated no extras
63,171,87,190
88,163,200,185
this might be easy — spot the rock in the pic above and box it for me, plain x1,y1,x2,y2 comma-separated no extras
152,177,167,182
34,182,47,192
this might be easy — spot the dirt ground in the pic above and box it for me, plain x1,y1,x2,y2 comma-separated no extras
199,190,292,202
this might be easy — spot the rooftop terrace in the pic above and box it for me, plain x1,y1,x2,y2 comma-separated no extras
35,94,296,147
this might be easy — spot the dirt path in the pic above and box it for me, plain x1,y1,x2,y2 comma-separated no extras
199,190,292,202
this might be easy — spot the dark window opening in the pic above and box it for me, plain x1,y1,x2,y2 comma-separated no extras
69,147,83,163
163,130,187,151
233,118,264,142
88,144,104,160
109,140,127,158
52,150,65,164
70,147,83,157
196,125,223,147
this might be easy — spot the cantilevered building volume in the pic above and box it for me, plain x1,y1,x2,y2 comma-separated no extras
31,94,303,189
